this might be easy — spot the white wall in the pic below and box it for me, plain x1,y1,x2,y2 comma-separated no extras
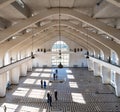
33,36,87,67
35,53,52,67
35,52,87,67
69,53,87,67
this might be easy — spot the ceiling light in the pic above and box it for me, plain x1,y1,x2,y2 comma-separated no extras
57,0,63,68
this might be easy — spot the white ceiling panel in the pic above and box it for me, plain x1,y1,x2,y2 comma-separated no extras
0,4,26,22
74,0,97,8
50,0,75,7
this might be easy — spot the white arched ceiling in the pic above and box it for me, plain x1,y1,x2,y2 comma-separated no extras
0,20,113,58
0,20,111,51
10,28,95,55
0,8,120,45
0,22,113,60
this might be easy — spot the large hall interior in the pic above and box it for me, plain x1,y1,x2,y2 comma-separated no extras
0,0,120,112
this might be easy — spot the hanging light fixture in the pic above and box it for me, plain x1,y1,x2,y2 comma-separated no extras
37,48,40,52
31,28,35,59
58,0,63,68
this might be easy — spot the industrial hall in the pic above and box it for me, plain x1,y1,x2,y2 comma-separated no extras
0,0,120,112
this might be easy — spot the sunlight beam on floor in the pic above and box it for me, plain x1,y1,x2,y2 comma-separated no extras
1,103,18,112
71,93,86,104
20,106,39,112
69,82,78,88
66,69,72,73
41,73,51,77
23,78,36,84
35,68,43,72
67,75,75,79
30,73,40,77
28,89,46,99
12,88,29,96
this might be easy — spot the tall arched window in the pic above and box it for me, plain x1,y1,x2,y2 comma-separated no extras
51,41,69,67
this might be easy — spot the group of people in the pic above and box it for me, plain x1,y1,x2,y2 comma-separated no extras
47,90,58,107
40,69,59,107
40,80,46,89
53,69,58,80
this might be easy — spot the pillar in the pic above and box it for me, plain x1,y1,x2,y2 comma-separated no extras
32,58,37,67
0,72,7,97
101,66,111,84
27,60,32,71
0,54,4,67
93,62,101,76
99,65,102,78
11,66,20,84
87,60,94,71
115,73,120,97
20,63,27,76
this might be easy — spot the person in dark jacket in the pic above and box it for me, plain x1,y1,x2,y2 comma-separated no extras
53,73,56,80
47,92,50,103
43,80,46,89
55,69,58,74
49,95,52,106
54,90,58,101
41,80,43,88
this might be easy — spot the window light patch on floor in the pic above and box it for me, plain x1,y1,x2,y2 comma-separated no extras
71,93,86,104
20,106,39,112
41,73,51,77
1,103,18,112
12,88,29,96
69,82,78,88
23,78,36,84
35,80,49,85
42,109,47,112
35,68,43,72
66,69,72,73
28,89,46,99
67,75,75,79
30,73,40,77
43,69,52,72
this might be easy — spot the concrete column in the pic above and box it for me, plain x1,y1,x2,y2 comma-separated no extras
0,73,7,97
115,73,120,97
100,65,102,78
9,70,12,83
101,66,111,84
32,59,37,67
87,60,94,71
27,60,32,71
0,54,4,67
6,71,11,83
20,63,27,76
11,66,20,84
93,62,101,76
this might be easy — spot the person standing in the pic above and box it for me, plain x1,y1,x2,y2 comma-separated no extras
41,80,43,88
55,69,58,74
53,73,56,80
3,105,7,112
54,90,58,101
44,80,46,89
49,95,52,106
47,92,50,103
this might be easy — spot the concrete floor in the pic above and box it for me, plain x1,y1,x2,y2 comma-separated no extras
0,67,120,112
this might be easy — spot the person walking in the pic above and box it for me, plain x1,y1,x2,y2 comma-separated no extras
3,105,7,112
53,73,56,80
55,69,58,74
41,80,43,88
47,92,50,103
49,95,52,106
54,90,58,101
43,80,46,89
